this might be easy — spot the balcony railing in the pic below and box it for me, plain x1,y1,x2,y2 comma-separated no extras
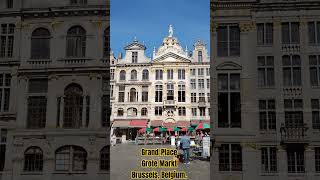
283,87,302,96
198,101,206,107
282,44,300,53
163,100,176,106
280,123,308,143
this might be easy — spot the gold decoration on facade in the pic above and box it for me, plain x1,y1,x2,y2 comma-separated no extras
239,22,256,32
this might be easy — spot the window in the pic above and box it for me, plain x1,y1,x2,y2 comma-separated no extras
127,108,137,117
206,68,210,76
192,108,197,116
103,27,109,57
257,23,273,45
178,69,185,80
198,68,204,76
142,86,148,102
131,70,137,80
63,84,83,128
110,84,113,97
198,51,203,62
155,70,163,80
219,144,242,171
110,69,114,80
191,93,197,103
178,107,186,116
178,85,185,102
100,146,109,171
284,99,303,127
191,79,196,89
132,52,138,63
28,79,48,93
217,25,240,57
27,97,47,129
31,28,50,59
316,147,320,172
259,99,276,131
70,0,87,5
312,99,320,129
6,0,13,9
120,70,126,81
55,146,87,171
167,83,174,101
24,147,43,172
198,79,204,89
0,129,7,171
155,106,162,116
206,79,210,89
155,85,163,102
258,56,275,87
207,93,210,103
0,73,10,112
118,85,125,102
141,107,148,116
199,107,205,116
218,74,241,128
309,55,320,86
129,88,137,102
167,69,173,80
101,95,109,127
282,22,300,44
0,24,15,58
66,26,86,57
308,21,320,44
261,147,277,173
199,93,205,103
190,69,196,76
287,147,305,173
142,69,149,80
283,55,301,87
117,108,123,117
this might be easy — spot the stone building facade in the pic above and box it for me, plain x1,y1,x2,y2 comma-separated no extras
211,0,320,180
0,0,110,180
110,26,210,141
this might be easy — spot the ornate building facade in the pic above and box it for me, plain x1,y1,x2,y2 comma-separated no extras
211,0,320,180
110,26,210,141
0,0,110,180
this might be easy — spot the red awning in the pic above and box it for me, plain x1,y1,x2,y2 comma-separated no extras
163,122,176,127
177,121,190,127
150,120,163,127
112,120,130,128
129,120,148,128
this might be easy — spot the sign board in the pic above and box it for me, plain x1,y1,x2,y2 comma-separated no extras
171,136,175,146
202,136,210,157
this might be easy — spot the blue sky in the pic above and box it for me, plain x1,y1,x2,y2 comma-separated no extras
111,0,210,58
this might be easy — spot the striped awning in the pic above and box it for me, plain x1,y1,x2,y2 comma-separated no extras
163,122,176,127
129,120,148,127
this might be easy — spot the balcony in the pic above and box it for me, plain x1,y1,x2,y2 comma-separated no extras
163,100,176,107
280,123,309,144
198,101,206,107
283,87,302,97
282,44,300,53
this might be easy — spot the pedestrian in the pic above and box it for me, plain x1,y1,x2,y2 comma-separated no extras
179,132,191,164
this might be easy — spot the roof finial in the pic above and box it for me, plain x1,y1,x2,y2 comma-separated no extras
153,47,156,59
168,24,173,37
134,36,137,42
185,45,188,56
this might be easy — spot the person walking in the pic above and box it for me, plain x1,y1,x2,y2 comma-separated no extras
180,132,191,164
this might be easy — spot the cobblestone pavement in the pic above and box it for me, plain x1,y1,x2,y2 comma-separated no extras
111,144,210,180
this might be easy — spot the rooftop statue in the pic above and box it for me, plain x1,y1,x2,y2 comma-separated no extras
168,24,173,37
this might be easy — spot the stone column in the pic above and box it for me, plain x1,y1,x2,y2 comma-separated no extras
59,97,64,128
82,95,87,128
306,147,315,180
278,146,287,179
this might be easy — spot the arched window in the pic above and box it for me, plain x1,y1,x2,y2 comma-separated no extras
117,108,123,116
141,107,148,116
127,108,137,117
129,88,137,102
31,28,50,59
100,146,110,171
24,147,43,172
66,26,86,57
131,70,137,80
63,83,83,128
55,145,87,171
120,70,126,81
103,27,109,57
142,69,149,80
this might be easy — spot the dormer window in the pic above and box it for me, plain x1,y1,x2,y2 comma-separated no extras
132,52,138,63
198,51,203,62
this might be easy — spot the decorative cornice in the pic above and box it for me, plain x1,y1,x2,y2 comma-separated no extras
239,21,256,32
